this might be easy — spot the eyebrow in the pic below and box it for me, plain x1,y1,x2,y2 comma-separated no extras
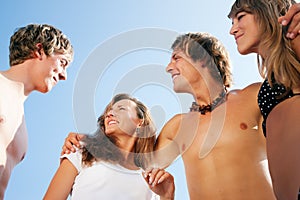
115,104,127,108
172,53,179,59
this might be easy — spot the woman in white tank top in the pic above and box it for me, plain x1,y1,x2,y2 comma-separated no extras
43,93,175,200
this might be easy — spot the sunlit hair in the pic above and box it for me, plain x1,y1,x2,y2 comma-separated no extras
81,93,156,169
171,32,233,91
9,23,74,66
228,0,300,92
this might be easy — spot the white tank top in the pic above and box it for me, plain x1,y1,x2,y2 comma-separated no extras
62,151,158,200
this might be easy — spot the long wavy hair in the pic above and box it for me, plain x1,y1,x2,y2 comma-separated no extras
81,93,156,169
228,0,300,92
171,32,233,92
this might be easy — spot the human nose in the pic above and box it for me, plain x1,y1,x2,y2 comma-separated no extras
166,60,173,73
229,20,238,36
106,109,115,117
58,67,67,81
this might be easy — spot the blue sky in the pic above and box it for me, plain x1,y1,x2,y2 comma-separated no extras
0,0,266,199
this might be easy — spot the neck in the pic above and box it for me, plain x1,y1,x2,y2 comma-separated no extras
119,154,138,170
117,137,138,170
192,78,225,103
115,135,136,160
190,87,226,115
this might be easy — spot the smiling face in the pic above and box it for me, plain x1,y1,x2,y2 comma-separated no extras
229,11,261,55
104,99,142,137
31,52,69,93
166,50,201,94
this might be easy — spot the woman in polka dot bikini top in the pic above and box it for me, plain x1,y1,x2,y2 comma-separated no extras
228,0,300,199
257,78,297,136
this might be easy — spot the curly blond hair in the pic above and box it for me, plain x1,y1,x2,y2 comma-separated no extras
9,23,74,66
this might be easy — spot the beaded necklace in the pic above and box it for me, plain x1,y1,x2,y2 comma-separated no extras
189,90,226,115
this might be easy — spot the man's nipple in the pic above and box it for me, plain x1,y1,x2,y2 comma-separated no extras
240,122,248,130
0,115,5,124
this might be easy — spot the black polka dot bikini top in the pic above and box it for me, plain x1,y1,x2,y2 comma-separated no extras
257,79,294,137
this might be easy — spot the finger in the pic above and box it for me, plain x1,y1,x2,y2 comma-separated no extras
67,132,82,148
145,168,158,185
61,146,67,155
142,169,151,179
64,138,76,152
289,17,300,39
279,4,300,25
148,169,164,186
60,148,67,156
76,133,85,140
157,173,170,184
62,145,72,154
151,171,168,187
286,14,300,39
152,171,166,187
279,4,300,39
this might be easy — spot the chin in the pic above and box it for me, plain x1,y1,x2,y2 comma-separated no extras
237,49,247,55
173,87,187,94
237,46,255,55
173,83,191,94
38,86,52,93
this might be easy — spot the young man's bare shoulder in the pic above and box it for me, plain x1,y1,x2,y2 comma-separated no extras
158,113,186,136
227,82,262,98
0,71,25,98
0,72,15,89
164,113,185,127
0,72,7,84
242,82,262,92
